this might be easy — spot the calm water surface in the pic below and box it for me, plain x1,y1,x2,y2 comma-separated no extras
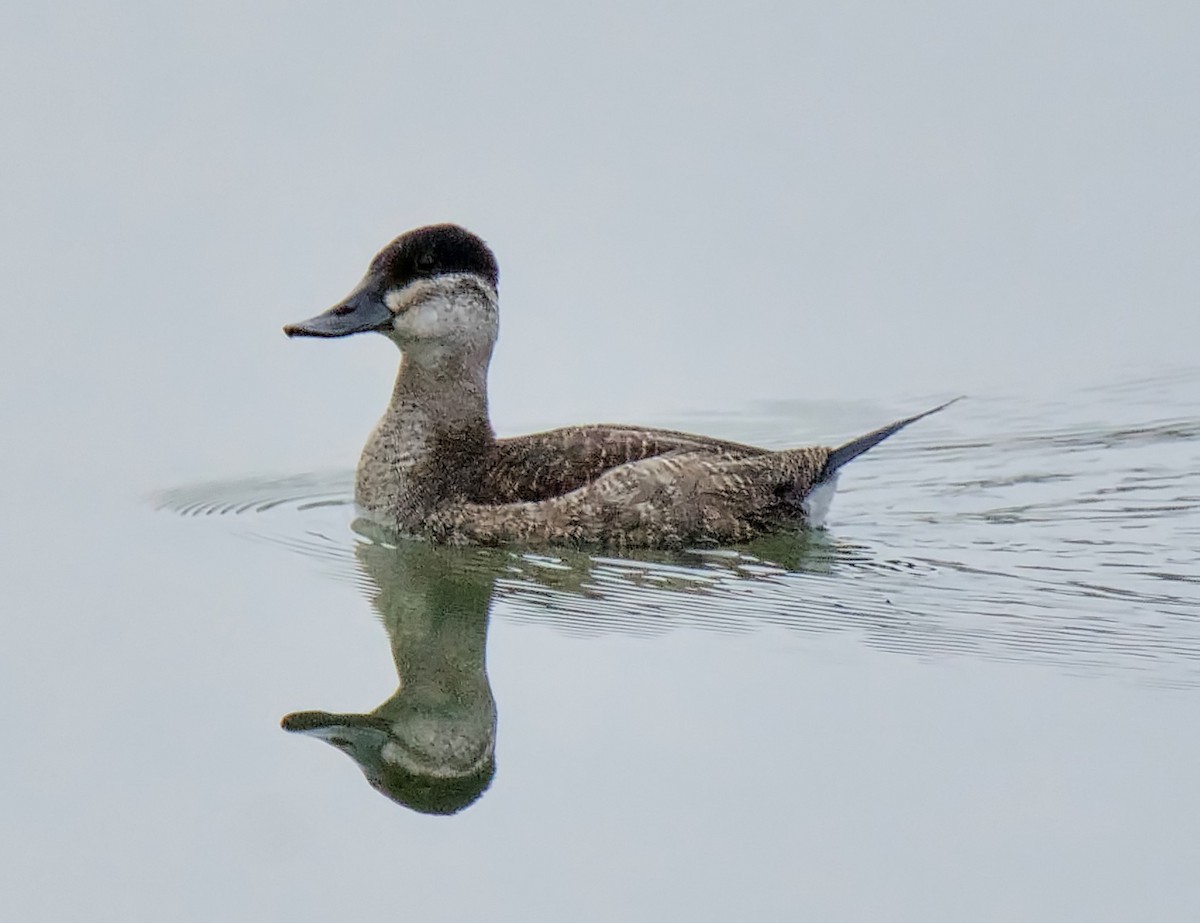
166,368,1200,682
7,370,1200,921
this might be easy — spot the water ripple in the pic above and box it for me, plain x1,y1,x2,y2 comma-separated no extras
157,369,1200,685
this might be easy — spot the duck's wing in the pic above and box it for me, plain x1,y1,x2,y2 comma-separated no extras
452,400,961,546
440,446,829,548
483,424,767,503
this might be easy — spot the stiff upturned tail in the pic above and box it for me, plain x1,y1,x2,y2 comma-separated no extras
819,397,962,481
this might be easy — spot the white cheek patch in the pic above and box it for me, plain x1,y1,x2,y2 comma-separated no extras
385,278,481,320
385,288,416,315
383,275,498,350
407,292,462,337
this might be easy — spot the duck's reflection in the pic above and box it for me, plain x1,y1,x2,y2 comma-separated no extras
282,537,502,815
279,526,847,813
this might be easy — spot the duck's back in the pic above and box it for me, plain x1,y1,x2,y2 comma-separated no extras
481,424,768,503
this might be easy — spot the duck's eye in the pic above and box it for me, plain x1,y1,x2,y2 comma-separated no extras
416,252,436,272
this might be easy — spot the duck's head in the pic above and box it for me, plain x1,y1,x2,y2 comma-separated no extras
281,710,495,815
284,224,499,359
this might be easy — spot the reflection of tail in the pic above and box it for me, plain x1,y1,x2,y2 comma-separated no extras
819,398,962,482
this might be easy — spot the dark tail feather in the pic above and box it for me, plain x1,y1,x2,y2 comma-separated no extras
819,397,962,481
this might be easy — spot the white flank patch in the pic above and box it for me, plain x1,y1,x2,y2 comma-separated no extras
802,474,839,527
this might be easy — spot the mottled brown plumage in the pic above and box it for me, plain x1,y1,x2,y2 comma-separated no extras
484,424,768,501
432,438,829,548
285,224,955,548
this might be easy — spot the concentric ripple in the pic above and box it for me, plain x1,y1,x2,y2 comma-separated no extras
157,369,1200,685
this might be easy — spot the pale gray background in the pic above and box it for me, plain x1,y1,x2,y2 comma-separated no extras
2,3,1198,921
4,1,1198,491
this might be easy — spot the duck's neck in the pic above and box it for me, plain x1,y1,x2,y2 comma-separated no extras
356,345,496,521
389,345,492,427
